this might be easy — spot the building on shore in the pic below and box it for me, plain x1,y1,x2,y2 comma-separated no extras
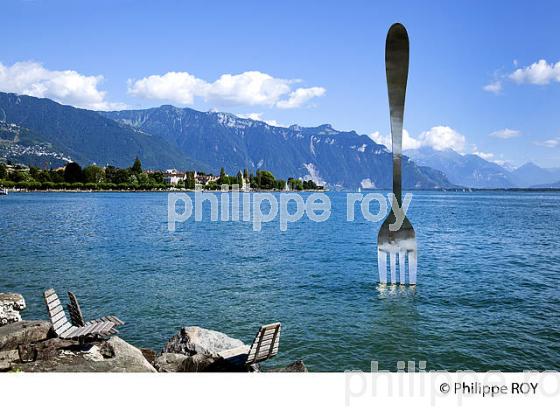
163,172,186,186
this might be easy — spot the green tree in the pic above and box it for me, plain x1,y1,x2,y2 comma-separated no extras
83,165,105,184
131,157,142,174
64,162,83,183
185,172,196,189
275,179,286,190
257,170,275,189
49,169,64,183
114,169,131,184
218,167,227,185
236,171,243,187
0,163,7,180
12,170,30,183
29,166,40,180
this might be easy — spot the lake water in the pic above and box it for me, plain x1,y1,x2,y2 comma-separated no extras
1,191,559,371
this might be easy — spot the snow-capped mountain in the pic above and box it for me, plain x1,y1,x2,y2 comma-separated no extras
103,105,454,189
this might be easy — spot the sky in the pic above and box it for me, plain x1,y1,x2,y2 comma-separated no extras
1,0,559,168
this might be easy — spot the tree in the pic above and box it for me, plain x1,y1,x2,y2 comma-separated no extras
218,167,226,185
29,166,40,180
131,157,142,174
64,162,83,183
257,170,275,189
275,179,286,190
243,168,249,180
236,171,243,187
114,169,131,184
83,165,105,184
0,163,7,180
185,172,196,189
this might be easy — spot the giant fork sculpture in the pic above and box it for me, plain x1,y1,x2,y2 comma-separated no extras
377,23,417,285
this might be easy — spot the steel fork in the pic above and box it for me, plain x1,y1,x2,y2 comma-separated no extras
377,23,417,285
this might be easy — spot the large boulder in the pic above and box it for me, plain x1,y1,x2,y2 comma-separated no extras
0,321,51,351
266,360,308,372
154,353,188,372
163,326,247,356
15,337,157,372
0,349,19,371
0,293,26,326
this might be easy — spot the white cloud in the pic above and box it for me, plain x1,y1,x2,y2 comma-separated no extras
369,129,422,150
483,80,502,94
509,59,560,85
0,61,125,110
370,126,465,152
489,128,522,139
276,87,326,109
236,112,283,127
418,126,466,152
535,138,560,148
128,70,325,109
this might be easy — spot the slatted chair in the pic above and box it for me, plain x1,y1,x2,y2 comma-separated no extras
67,291,124,333
43,289,116,341
219,322,281,371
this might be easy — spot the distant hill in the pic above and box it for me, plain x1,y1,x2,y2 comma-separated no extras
103,105,455,189
405,147,515,188
0,92,456,188
0,92,201,169
531,180,560,189
405,147,560,188
510,162,560,187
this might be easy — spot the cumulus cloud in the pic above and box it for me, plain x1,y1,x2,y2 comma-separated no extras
370,126,465,152
128,70,325,109
509,59,560,85
276,87,326,109
369,129,421,150
483,80,502,94
0,61,125,110
236,112,283,127
418,126,466,152
489,128,522,139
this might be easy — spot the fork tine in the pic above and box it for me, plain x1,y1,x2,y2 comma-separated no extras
399,250,406,284
408,250,417,284
378,250,387,284
389,252,397,284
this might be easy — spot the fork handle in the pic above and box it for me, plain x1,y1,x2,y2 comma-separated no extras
385,23,409,205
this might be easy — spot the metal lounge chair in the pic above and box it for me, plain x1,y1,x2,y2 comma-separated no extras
43,289,116,340
219,322,281,370
67,291,124,332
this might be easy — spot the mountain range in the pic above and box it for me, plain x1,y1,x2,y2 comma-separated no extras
405,147,560,189
0,91,558,189
0,92,452,189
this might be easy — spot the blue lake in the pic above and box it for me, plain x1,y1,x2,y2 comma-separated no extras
1,191,559,371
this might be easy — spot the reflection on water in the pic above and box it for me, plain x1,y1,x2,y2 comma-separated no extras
1,191,559,371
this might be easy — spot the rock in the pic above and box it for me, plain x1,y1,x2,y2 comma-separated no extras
0,293,26,326
154,353,188,372
0,349,19,371
266,360,308,372
163,326,247,356
181,353,223,372
16,337,157,372
0,321,51,351
18,338,78,362
140,348,157,365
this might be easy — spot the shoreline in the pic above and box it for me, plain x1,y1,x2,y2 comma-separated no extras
2,188,559,194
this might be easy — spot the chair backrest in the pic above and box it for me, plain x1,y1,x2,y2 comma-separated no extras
43,288,72,336
67,291,86,327
246,322,281,365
